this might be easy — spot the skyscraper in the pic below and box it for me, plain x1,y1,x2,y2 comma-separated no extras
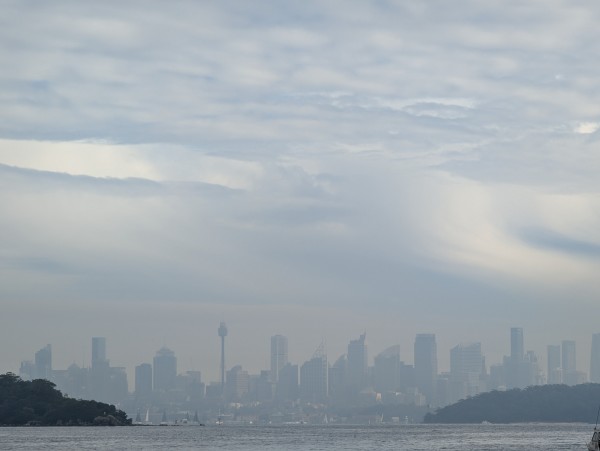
91,337,107,369
300,343,328,403
562,340,577,385
511,327,524,362
449,342,484,403
373,345,400,394
346,332,368,393
591,333,600,383
34,344,52,380
547,345,562,384
218,322,227,393
135,363,153,398
508,327,525,388
153,347,177,391
270,335,288,383
414,333,437,405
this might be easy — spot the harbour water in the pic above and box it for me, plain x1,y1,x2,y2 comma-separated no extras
0,423,593,450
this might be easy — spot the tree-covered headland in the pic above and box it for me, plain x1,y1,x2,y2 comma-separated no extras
424,383,600,423
0,373,130,426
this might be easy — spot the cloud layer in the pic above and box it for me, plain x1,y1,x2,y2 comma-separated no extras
1,1,600,378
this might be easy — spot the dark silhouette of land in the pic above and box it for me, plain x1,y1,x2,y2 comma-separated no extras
424,383,600,423
0,373,130,426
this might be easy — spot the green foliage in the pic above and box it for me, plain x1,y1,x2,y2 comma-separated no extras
0,373,131,426
424,383,600,423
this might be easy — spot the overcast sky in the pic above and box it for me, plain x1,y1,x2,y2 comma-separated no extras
1,1,600,383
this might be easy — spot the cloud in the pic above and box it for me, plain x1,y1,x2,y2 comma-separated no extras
2,0,600,375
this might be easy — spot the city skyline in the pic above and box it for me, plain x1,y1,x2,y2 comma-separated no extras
2,1,600,402
15,326,600,393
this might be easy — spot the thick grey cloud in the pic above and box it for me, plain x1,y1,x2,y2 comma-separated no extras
1,1,600,380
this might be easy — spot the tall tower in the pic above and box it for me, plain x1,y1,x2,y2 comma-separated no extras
218,322,228,392
347,332,368,392
562,340,576,385
153,347,177,391
510,328,524,362
508,327,524,388
414,333,437,406
547,345,561,384
270,335,288,383
591,333,600,383
92,337,107,369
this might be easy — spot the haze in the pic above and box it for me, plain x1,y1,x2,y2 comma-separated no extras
1,1,600,384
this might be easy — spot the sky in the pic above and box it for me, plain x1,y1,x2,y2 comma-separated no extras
1,1,600,384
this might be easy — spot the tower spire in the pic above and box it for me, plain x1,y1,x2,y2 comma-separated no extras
218,322,228,395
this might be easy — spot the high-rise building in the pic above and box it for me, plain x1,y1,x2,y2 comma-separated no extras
414,333,437,406
562,340,577,385
508,327,525,388
226,365,250,402
153,347,177,391
591,333,600,383
276,363,299,402
34,344,52,380
135,363,153,398
270,335,288,383
511,328,524,362
300,344,328,403
91,337,107,369
218,322,227,393
346,332,368,393
449,342,484,403
547,345,562,384
373,345,400,394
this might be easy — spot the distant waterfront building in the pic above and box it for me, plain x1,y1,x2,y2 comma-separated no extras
153,347,177,391
218,322,228,394
135,363,153,398
414,334,437,406
270,335,288,383
91,337,107,369
562,340,577,385
34,344,52,380
508,327,524,388
328,354,347,401
547,345,562,384
373,345,400,395
591,333,600,383
346,332,368,393
276,363,299,402
226,365,250,402
449,342,484,403
511,327,524,361
300,344,328,403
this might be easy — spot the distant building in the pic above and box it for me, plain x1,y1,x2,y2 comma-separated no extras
507,327,524,388
300,345,328,403
562,340,577,386
135,363,153,398
34,344,52,380
91,337,107,369
449,342,484,403
270,335,288,383
373,345,400,395
226,365,250,401
276,363,298,402
414,334,437,406
153,348,177,391
547,345,562,384
346,332,368,393
328,354,347,401
591,333,600,383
